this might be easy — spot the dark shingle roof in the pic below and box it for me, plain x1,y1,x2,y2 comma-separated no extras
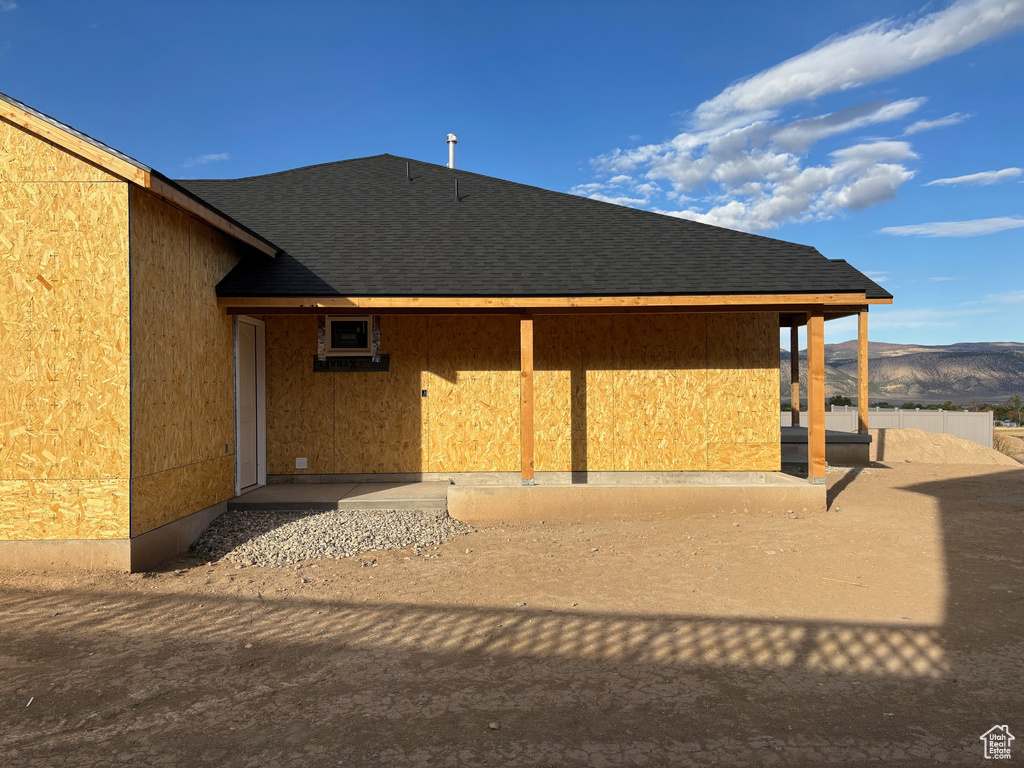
176,155,891,300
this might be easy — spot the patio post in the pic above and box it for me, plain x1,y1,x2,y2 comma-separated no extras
520,314,535,485
790,323,800,426
858,310,869,433
807,311,826,484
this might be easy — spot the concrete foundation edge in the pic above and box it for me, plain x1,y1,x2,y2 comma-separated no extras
0,500,226,573
448,483,827,526
129,500,227,572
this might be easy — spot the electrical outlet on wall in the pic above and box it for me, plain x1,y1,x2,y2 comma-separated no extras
295,458,308,470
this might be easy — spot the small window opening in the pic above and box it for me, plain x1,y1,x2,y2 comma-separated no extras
326,316,371,355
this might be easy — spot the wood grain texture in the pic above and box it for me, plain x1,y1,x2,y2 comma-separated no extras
707,312,780,447
534,315,615,472
129,188,241,536
265,315,335,474
130,456,233,535
0,172,131,540
858,311,868,432
261,312,782,476
0,117,118,183
426,316,520,472
0,479,129,540
807,312,826,479
333,315,428,473
520,316,534,481
220,293,877,309
708,443,781,471
613,314,708,471
790,323,801,424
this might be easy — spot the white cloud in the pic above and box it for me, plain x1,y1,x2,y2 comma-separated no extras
864,271,889,283
568,182,607,196
693,0,1024,129
986,289,1024,303
574,1,1024,231
903,112,971,134
869,305,996,329
772,99,925,152
0,2,17,10
183,152,229,168
587,193,651,207
929,276,955,281
880,216,1024,237
925,167,1022,186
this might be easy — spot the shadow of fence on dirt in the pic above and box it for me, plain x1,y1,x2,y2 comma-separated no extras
2,588,946,679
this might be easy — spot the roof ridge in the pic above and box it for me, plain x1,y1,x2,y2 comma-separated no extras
178,154,397,183
181,152,822,251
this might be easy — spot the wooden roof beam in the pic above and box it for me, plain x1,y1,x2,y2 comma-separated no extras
218,293,886,311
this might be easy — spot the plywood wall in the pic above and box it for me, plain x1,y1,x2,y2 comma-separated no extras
265,315,334,475
264,311,780,475
0,120,130,540
425,316,520,472
706,313,781,470
0,117,117,183
337,316,430,473
129,187,242,536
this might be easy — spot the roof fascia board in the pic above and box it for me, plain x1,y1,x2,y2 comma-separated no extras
0,98,278,257
145,174,277,256
218,293,881,311
0,101,149,185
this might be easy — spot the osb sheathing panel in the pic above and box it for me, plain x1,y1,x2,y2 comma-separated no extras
130,456,233,535
707,312,781,447
188,225,238,464
129,188,240,535
708,443,781,471
0,181,130,517
334,316,429,473
0,117,117,183
263,312,780,475
534,315,614,472
0,479,129,540
265,315,334,475
426,316,520,473
130,189,191,475
613,314,709,471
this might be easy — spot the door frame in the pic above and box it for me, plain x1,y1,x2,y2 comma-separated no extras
234,315,267,495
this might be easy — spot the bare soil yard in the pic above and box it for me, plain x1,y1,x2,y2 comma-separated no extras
2,439,1023,766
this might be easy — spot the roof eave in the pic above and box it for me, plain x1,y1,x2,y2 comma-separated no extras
0,92,279,258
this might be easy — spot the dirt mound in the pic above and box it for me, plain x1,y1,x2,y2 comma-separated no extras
870,428,1019,465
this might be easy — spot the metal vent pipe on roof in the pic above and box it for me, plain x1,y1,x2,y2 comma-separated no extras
446,133,458,169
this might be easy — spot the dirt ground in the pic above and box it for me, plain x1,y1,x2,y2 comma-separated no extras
995,427,1024,464
2,453,1023,766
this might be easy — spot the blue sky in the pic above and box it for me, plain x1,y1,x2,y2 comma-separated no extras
2,0,1021,346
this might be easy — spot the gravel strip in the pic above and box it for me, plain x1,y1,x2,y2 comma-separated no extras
192,508,472,567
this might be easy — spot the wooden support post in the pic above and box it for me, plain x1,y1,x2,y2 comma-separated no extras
858,311,869,433
520,315,535,485
807,312,826,484
790,324,801,426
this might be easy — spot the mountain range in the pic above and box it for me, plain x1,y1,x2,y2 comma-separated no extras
779,341,1024,405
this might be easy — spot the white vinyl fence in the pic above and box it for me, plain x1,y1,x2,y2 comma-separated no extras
782,406,993,448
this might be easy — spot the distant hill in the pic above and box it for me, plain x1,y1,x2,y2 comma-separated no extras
780,341,1024,404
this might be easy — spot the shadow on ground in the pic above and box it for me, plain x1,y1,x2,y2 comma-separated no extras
0,465,1021,766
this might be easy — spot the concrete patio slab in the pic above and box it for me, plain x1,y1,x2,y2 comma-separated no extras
227,482,450,512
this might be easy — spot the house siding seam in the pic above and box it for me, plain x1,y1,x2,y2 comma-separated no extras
0,119,130,540
128,188,241,536
262,312,780,475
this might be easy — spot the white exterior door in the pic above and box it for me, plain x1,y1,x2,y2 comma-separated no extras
236,318,264,492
